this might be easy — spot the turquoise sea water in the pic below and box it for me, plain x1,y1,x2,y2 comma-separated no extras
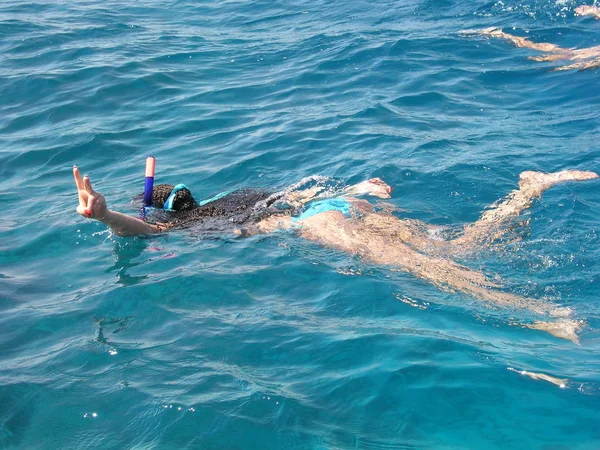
1,0,600,448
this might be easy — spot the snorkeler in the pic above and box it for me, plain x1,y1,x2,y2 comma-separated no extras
461,7,600,72
72,166,392,236
73,166,598,342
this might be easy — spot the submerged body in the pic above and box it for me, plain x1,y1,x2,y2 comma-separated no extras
461,24,600,71
73,167,598,342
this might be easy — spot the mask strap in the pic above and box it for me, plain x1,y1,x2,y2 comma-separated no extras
164,184,189,210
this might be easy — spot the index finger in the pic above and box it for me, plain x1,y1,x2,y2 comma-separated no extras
83,174,96,195
73,166,84,190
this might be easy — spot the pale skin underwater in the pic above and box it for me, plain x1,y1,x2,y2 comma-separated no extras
73,167,599,342
461,6,600,71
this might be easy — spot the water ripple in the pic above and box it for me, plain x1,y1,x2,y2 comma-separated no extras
1,0,600,448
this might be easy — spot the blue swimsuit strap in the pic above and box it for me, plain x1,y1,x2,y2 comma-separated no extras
294,197,352,222
197,189,234,206
163,185,234,211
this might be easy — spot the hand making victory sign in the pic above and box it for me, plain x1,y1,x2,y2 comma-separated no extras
73,165,107,220
73,165,165,235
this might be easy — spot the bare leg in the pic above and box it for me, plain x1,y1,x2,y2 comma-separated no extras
453,170,598,246
555,55,600,71
297,210,580,341
575,5,600,20
570,45,600,60
529,45,600,63
243,172,597,342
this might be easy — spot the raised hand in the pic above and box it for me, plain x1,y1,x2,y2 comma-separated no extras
73,166,108,220
72,165,165,236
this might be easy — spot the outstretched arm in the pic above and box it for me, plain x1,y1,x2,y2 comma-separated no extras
73,166,167,236
285,177,392,208
460,27,567,53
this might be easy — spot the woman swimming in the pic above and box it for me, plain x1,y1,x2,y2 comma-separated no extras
72,166,392,236
73,166,598,342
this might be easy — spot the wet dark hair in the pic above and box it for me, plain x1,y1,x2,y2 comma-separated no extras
152,184,197,211
166,188,284,229
141,185,286,231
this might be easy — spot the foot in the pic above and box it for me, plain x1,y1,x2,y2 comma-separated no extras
518,170,599,195
344,178,393,199
527,319,584,344
507,367,568,388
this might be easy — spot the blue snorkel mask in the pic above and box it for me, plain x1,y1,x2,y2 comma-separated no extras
140,183,195,220
163,184,191,211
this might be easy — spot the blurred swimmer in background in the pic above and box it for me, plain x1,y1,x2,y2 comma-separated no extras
462,5,600,71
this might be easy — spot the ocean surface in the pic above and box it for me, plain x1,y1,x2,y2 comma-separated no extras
1,0,600,448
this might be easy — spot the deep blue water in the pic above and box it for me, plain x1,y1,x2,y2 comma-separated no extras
1,0,600,448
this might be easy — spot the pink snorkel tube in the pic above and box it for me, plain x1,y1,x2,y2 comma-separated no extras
141,156,156,219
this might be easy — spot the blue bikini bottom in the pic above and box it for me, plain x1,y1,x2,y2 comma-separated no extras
294,198,352,222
